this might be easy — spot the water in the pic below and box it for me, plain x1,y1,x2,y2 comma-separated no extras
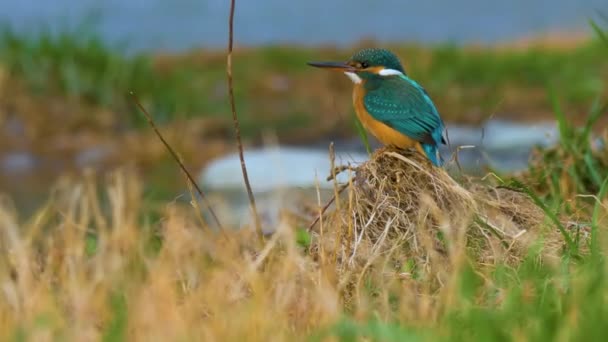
201,119,559,191
198,119,560,227
1,0,605,52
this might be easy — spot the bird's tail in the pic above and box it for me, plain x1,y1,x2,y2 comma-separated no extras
422,143,443,167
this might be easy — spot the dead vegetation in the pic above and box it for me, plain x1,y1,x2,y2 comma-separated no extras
309,147,567,304
0,146,579,340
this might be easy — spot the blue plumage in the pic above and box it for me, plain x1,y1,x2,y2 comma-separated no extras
363,74,446,166
307,48,447,166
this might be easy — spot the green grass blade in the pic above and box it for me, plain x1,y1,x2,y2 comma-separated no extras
591,175,608,259
568,164,588,194
589,19,608,48
507,179,577,255
548,88,572,151
581,98,606,189
103,293,128,342
584,152,603,188
581,98,606,144
474,217,510,248
311,318,426,342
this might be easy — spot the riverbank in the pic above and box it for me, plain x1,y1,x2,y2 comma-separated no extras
1,31,606,139
0,30,607,212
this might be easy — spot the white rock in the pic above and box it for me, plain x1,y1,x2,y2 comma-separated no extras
199,146,369,192
444,120,559,151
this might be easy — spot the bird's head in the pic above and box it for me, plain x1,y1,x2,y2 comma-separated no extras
307,48,405,84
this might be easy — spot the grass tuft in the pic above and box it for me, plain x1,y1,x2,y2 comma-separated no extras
526,92,607,203
310,147,570,306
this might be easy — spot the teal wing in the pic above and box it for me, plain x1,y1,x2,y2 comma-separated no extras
363,76,445,147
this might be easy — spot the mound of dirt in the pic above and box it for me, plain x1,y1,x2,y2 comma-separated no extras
308,147,567,293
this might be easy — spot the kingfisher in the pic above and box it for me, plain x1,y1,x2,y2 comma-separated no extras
308,48,446,166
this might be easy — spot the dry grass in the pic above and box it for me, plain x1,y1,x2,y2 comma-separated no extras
0,169,336,341
0,147,575,341
310,147,566,310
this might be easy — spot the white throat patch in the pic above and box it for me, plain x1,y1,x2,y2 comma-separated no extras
344,72,362,84
378,68,404,76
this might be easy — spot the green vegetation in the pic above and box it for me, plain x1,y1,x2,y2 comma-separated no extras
517,18,608,221
0,27,190,126
1,26,607,141
527,92,607,203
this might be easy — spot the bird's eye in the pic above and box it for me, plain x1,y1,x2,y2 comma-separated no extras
361,62,369,68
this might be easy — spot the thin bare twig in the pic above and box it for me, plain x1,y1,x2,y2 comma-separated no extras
130,93,224,231
308,184,347,231
451,144,476,173
227,0,263,241
327,165,358,182
329,143,345,263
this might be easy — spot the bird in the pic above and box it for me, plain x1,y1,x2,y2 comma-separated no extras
308,48,446,166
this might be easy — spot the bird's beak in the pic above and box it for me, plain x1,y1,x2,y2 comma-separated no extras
307,61,356,72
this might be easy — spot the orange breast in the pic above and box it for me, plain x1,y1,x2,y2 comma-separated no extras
352,84,420,151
